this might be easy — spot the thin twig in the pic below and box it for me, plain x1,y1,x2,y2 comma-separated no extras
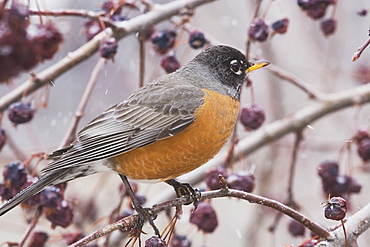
28,9,106,19
352,38,370,62
59,58,106,148
269,132,303,232
245,0,263,58
287,132,303,204
138,38,146,88
18,207,43,247
266,64,326,100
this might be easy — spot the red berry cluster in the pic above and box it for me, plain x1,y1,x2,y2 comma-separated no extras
0,161,73,228
227,172,256,193
150,29,182,73
150,28,207,73
354,130,370,162
297,0,337,36
189,201,218,233
82,1,126,41
205,167,256,193
324,197,347,221
205,167,228,190
248,17,290,42
297,0,335,19
0,3,63,82
317,160,361,197
239,104,266,131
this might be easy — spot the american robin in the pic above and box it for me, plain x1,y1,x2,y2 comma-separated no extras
0,45,269,225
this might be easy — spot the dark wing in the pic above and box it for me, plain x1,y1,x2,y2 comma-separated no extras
42,81,204,172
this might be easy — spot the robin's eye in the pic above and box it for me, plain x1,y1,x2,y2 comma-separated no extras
230,60,242,75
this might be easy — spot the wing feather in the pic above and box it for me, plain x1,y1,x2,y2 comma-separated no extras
42,82,204,173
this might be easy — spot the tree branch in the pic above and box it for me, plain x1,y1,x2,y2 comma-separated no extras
0,0,214,112
69,188,331,247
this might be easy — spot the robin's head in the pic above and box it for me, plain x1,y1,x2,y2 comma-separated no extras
188,45,269,100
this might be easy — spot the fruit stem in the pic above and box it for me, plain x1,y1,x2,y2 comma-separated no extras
341,219,348,247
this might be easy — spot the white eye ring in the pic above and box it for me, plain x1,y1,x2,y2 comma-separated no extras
230,60,242,75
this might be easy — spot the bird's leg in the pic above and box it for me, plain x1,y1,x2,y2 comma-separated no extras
119,175,160,237
165,179,201,209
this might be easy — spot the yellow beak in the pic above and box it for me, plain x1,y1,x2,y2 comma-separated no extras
246,61,270,73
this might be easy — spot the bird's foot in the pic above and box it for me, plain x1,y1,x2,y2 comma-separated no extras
165,179,201,210
119,175,160,237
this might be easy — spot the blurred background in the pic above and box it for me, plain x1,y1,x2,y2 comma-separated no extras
0,0,370,246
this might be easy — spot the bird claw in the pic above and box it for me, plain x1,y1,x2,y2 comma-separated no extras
165,179,201,210
135,206,160,237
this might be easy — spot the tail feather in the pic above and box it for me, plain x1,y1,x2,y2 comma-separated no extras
0,169,70,216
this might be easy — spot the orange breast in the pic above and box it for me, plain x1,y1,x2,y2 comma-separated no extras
111,89,240,181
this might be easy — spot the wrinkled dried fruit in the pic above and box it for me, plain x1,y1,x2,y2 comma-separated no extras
248,18,269,42
160,55,180,73
0,161,27,200
39,186,63,208
354,130,370,143
8,102,34,124
271,18,290,34
297,0,335,19
7,3,29,31
27,22,63,60
2,161,27,190
324,197,347,221
348,176,362,193
322,174,362,197
170,234,191,247
189,201,218,233
99,37,118,59
83,19,102,41
227,172,255,193
28,231,49,247
45,200,73,228
145,236,168,247
288,219,306,237
317,160,339,183
357,9,368,16
240,104,266,130
320,18,336,36
357,138,370,161
151,30,177,54
188,30,206,49
205,167,228,190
